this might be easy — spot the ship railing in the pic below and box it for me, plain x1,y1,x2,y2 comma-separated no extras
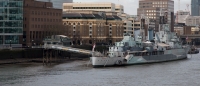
129,50,165,56
92,51,104,57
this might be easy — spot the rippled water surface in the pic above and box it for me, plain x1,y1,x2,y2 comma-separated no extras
0,54,200,86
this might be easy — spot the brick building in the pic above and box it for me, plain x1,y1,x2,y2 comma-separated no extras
62,11,124,45
23,0,64,47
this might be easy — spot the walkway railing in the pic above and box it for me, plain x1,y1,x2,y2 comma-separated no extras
43,44,94,55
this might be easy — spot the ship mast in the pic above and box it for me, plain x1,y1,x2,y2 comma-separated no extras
159,8,164,31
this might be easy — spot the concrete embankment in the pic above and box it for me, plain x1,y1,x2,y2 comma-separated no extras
0,49,90,65
0,58,87,65
0,48,43,64
0,45,107,65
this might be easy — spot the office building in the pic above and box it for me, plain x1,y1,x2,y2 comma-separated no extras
191,0,200,16
63,2,124,14
119,13,134,37
175,10,190,24
186,16,200,26
0,0,23,48
137,0,174,32
23,0,64,47
36,0,73,9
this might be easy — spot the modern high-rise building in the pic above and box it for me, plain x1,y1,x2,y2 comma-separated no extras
36,0,73,9
0,0,23,48
137,0,174,32
191,0,200,16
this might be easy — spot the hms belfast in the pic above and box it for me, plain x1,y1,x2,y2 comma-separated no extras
90,11,190,68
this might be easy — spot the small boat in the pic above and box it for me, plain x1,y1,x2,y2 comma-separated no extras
188,46,199,54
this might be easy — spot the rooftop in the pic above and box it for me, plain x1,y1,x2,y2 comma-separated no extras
62,13,122,20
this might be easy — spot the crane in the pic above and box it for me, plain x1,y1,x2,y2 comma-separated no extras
183,4,190,23
186,4,190,15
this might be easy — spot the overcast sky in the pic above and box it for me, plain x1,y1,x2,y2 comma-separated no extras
74,0,190,15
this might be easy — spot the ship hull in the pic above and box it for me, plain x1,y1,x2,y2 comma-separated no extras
91,49,188,68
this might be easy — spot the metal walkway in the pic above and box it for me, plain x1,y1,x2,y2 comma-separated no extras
42,35,101,56
44,44,94,55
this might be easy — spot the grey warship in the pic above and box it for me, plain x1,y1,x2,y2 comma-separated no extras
90,17,190,68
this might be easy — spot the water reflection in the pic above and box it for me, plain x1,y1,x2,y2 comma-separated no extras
0,54,200,86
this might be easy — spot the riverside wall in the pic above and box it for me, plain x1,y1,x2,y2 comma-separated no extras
0,45,108,64
0,48,43,60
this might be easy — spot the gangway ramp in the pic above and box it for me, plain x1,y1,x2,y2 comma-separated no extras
46,45,93,55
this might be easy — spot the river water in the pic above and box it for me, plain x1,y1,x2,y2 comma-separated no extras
0,54,200,86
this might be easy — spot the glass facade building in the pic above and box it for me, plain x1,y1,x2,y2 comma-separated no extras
36,0,73,9
191,0,200,16
0,0,23,46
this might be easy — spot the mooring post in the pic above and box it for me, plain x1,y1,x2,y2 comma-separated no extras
43,49,45,66
55,50,57,62
45,50,47,65
46,50,49,65
50,49,52,65
69,52,71,59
